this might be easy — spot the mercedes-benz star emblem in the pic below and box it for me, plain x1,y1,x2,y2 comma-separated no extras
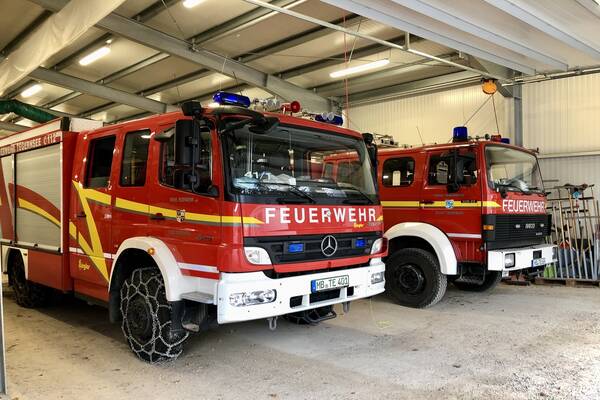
321,235,338,257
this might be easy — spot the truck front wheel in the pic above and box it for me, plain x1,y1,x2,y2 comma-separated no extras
385,248,447,308
452,271,502,292
120,268,189,363
9,252,50,308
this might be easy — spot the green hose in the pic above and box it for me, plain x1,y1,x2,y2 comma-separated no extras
0,100,56,123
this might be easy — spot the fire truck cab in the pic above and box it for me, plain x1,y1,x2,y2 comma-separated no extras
324,127,556,308
0,93,386,362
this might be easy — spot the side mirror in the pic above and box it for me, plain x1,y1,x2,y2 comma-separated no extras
174,119,195,167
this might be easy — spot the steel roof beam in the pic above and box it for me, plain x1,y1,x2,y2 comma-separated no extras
29,68,173,114
393,0,567,70
0,121,28,132
30,0,332,111
314,52,459,94
347,71,481,104
484,0,600,59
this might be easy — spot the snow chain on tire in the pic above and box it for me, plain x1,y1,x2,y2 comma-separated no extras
120,268,189,363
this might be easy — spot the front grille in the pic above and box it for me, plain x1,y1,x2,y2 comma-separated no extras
245,232,380,264
484,214,551,242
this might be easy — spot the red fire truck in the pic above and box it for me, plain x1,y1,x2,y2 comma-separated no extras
325,127,556,308
0,93,386,362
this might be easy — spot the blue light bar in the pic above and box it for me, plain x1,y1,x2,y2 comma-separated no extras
500,138,510,144
453,126,468,142
315,113,343,126
288,243,304,253
213,91,251,108
355,238,366,248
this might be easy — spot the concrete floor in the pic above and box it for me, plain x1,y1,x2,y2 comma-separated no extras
3,283,600,400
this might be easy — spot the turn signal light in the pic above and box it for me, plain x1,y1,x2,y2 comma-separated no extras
483,225,495,231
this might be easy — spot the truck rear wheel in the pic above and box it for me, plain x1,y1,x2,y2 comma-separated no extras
120,268,189,363
453,271,502,292
9,252,50,308
385,248,447,308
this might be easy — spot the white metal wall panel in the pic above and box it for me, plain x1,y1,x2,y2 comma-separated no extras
346,84,513,146
523,74,600,154
523,74,600,195
15,145,61,249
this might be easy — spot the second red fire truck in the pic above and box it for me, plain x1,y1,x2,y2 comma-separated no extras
0,93,386,362
325,127,557,308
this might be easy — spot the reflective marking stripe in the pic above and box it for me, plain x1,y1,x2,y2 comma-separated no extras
69,247,114,259
447,233,482,239
381,200,501,208
178,263,219,273
381,201,420,207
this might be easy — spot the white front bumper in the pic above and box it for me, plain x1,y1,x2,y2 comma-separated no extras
216,259,385,324
488,243,557,272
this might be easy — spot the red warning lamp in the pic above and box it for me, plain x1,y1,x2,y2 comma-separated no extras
281,101,301,114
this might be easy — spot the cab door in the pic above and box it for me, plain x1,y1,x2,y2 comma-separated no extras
420,146,482,244
111,127,151,254
70,129,118,295
145,122,222,274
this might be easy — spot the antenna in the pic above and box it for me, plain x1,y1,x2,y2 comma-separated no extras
416,126,425,146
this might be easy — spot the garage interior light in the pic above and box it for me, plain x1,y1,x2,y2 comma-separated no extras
21,84,42,98
330,59,390,79
182,0,205,8
79,46,111,66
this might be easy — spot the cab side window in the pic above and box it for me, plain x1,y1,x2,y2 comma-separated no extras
337,161,364,187
160,127,212,193
428,152,477,186
382,157,414,186
120,130,150,187
86,136,116,188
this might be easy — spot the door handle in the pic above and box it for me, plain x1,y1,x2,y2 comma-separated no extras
150,213,165,221
76,212,86,218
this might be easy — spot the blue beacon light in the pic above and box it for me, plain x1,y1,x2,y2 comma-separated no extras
213,91,251,108
452,126,468,142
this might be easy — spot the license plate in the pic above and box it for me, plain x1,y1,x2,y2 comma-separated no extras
532,258,547,267
311,275,349,293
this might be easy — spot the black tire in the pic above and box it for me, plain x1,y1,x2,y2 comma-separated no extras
385,248,447,308
284,305,335,325
120,268,189,363
453,271,502,292
8,252,50,308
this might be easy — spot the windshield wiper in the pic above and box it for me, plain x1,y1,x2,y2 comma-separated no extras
252,180,316,204
340,185,374,205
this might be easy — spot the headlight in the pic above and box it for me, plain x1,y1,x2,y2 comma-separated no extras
244,247,272,265
371,271,385,284
371,238,387,254
505,253,515,268
229,289,277,307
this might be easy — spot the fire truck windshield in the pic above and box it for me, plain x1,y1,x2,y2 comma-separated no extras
485,145,544,194
224,123,377,205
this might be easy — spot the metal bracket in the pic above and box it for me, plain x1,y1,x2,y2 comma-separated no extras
267,316,278,331
343,301,350,313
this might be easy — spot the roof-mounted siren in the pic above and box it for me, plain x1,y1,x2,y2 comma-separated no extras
315,112,343,126
281,101,301,115
452,126,468,142
213,91,251,108
490,134,510,144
